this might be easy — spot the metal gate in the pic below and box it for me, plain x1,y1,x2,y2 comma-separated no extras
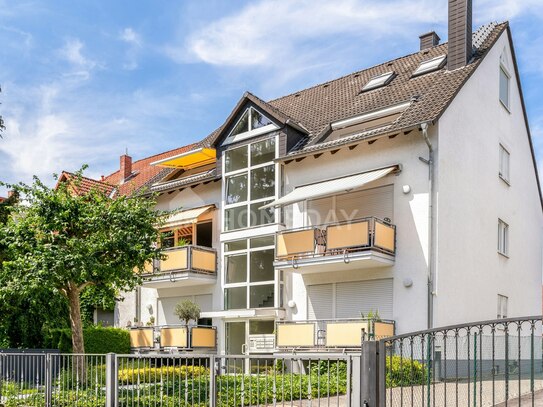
380,316,543,407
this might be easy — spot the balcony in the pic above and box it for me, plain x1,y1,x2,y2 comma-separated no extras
129,325,217,352
142,245,217,288
275,217,396,273
275,319,395,350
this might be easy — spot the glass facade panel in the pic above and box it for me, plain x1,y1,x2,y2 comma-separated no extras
249,201,275,226
250,249,274,282
225,206,248,231
226,173,248,204
225,239,247,252
231,110,250,137
225,287,247,310
250,235,274,248
226,254,247,284
250,284,275,308
225,146,248,173
251,139,275,165
250,165,275,200
251,108,273,130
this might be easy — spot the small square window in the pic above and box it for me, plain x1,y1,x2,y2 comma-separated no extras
499,145,510,184
499,66,510,109
497,294,508,319
498,219,509,256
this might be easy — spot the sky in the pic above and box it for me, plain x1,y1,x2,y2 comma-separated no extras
0,0,542,196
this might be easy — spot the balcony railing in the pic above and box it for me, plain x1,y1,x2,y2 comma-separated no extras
129,325,217,351
275,217,396,261
275,318,395,350
141,245,217,278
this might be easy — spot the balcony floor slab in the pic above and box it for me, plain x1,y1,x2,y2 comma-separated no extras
142,271,217,288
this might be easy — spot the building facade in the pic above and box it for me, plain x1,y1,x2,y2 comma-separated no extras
82,1,541,355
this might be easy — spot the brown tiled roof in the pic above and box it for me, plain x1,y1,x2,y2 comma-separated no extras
57,172,116,196
199,22,505,157
103,144,198,196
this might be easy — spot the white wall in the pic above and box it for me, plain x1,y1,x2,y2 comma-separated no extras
281,128,435,334
435,30,542,327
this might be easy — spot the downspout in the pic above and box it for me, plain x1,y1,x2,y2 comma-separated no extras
420,122,434,329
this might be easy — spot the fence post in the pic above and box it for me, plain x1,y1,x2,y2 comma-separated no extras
360,341,380,407
209,355,217,406
105,353,118,407
44,353,53,407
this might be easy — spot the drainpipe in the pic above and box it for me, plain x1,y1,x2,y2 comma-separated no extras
419,122,434,329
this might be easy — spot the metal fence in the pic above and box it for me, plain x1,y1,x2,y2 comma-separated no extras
380,316,543,407
0,352,355,406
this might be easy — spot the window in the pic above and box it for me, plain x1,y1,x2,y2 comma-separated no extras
498,219,509,256
497,294,508,319
499,144,510,184
412,55,447,76
225,108,275,144
224,236,276,310
361,71,395,92
224,139,276,231
499,66,510,109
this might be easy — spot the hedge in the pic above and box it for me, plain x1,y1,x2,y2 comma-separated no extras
385,355,427,387
45,326,130,354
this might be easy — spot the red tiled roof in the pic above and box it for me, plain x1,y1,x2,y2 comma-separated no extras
103,143,198,196
57,172,116,196
0,197,6,203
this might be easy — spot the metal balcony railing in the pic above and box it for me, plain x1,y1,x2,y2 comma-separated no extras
275,318,395,350
275,216,396,261
129,325,217,351
140,245,217,278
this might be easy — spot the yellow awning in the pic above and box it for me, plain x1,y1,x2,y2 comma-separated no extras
151,148,216,169
161,205,215,229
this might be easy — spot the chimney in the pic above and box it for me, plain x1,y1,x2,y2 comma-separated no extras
120,154,132,182
447,0,473,71
419,31,440,50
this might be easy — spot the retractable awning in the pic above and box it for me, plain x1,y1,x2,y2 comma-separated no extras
260,165,399,209
151,148,216,169
161,205,215,229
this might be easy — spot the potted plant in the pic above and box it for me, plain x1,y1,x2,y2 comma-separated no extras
174,300,201,325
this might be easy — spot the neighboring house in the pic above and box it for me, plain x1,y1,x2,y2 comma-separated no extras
0,197,6,203
74,0,542,355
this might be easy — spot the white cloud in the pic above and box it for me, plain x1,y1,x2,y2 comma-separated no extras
58,38,99,79
119,28,142,70
120,27,141,47
184,0,443,67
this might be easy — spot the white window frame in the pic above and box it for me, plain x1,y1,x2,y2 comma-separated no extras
498,218,509,257
412,55,447,77
361,71,395,92
223,236,277,310
497,294,508,319
223,108,278,145
499,144,510,184
499,65,511,111
223,138,278,232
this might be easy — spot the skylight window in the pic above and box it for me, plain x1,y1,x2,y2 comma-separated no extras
412,55,447,77
361,71,395,92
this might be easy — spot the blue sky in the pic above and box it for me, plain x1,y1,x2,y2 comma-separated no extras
0,0,542,196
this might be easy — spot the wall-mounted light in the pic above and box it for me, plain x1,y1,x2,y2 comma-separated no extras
402,185,411,194
403,278,413,288
287,300,296,309
146,304,154,314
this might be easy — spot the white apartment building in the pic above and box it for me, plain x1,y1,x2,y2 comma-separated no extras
105,0,542,355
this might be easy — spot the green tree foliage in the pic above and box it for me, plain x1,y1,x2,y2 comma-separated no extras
0,169,161,353
174,299,201,325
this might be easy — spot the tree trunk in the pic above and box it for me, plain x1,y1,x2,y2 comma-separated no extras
66,284,85,354
66,284,86,385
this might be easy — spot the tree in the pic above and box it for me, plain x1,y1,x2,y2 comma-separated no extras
0,169,161,354
174,300,201,325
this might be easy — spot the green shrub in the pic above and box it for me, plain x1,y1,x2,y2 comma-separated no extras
385,355,427,387
45,326,130,354
118,364,208,385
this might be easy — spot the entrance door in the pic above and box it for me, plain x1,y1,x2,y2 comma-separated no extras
225,321,246,355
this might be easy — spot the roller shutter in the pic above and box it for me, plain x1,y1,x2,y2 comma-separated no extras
335,185,393,221
307,278,393,320
336,279,393,319
307,284,334,320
